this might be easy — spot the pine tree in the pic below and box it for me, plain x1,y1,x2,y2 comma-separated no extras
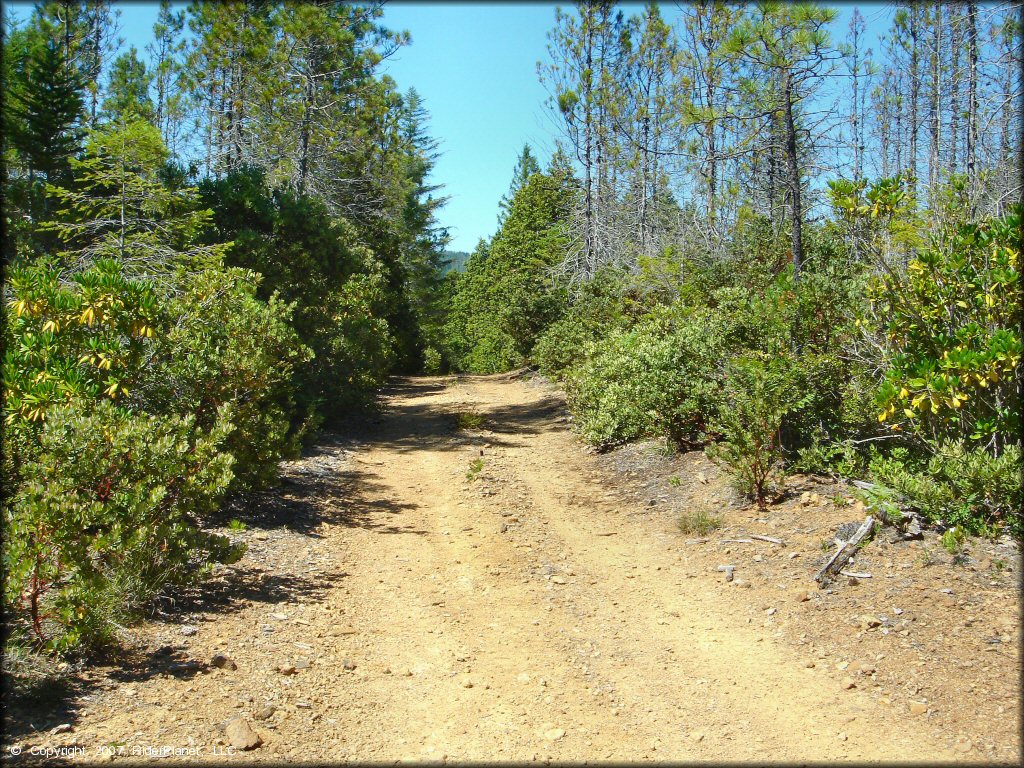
725,3,839,281
43,117,225,277
6,35,86,186
102,47,155,124
499,144,541,223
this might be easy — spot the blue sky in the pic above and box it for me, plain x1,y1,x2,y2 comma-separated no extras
7,1,892,252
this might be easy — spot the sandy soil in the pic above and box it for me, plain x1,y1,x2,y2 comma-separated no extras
4,374,1020,764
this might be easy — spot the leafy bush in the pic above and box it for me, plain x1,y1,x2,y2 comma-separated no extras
4,259,159,434
140,268,310,491
532,282,627,379
199,169,397,420
872,206,1021,451
422,345,443,374
868,442,1022,536
564,311,725,450
3,401,240,655
708,354,809,508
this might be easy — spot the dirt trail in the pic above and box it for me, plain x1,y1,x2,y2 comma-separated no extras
8,375,1019,763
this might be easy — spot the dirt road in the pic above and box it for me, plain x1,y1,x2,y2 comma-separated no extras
9,375,1018,763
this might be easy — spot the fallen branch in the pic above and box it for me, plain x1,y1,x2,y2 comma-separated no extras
814,515,874,587
840,570,872,579
721,538,754,544
749,534,785,545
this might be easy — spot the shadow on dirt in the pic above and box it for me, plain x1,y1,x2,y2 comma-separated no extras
366,376,569,456
1,376,552,748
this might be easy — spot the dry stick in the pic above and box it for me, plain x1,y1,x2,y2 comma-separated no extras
814,515,875,587
749,534,785,545
721,538,754,544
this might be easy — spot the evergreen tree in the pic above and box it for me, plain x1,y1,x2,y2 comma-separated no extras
6,34,86,186
43,118,225,277
499,144,541,223
102,47,155,124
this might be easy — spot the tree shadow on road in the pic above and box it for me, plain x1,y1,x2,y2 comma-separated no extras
364,375,570,456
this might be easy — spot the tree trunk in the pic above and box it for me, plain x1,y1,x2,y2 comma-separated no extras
782,70,802,282
583,15,595,278
928,9,941,201
909,6,920,198
298,77,313,194
966,0,978,190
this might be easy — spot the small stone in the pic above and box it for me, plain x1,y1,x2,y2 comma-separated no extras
461,677,474,688
847,576,859,586
342,659,356,671
838,732,848,741
544,728,565,741
909,701,928,715
689,731,705,743
858,663,876,675
224,718,262,750
842,677,856,689
954,738,973,753
180,625,198,636
804,661,815,668
211,654,237,670
551,576,567,584
253,706,276,721
294,658,310,670
859,615,881,629
402,669,413,677
734,579,751,589
766,607,777,616
517,673,531,684
795,590,810,602
278,665,297,676
50,724,73,735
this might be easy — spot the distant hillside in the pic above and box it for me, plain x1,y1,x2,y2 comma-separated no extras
442,250,471,273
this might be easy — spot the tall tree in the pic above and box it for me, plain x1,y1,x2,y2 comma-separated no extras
500,144,542,224
147,0,187,153
6,34,85,187
726,2,839,281
539,1,622,283
102,47,155,123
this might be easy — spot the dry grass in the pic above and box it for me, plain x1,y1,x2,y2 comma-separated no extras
677,507,722,536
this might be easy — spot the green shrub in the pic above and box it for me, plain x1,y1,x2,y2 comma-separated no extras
422,345,443,374
3,259,159,440
141,268,309,492
565,312,725,450
455,411,485,430
872,206,1021,451
868,442,1022,536
708,353,809,508
532,283,627,379
3,401,240,655
677,508,722,535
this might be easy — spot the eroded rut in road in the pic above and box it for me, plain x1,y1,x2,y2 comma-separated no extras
9,375,1006,763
